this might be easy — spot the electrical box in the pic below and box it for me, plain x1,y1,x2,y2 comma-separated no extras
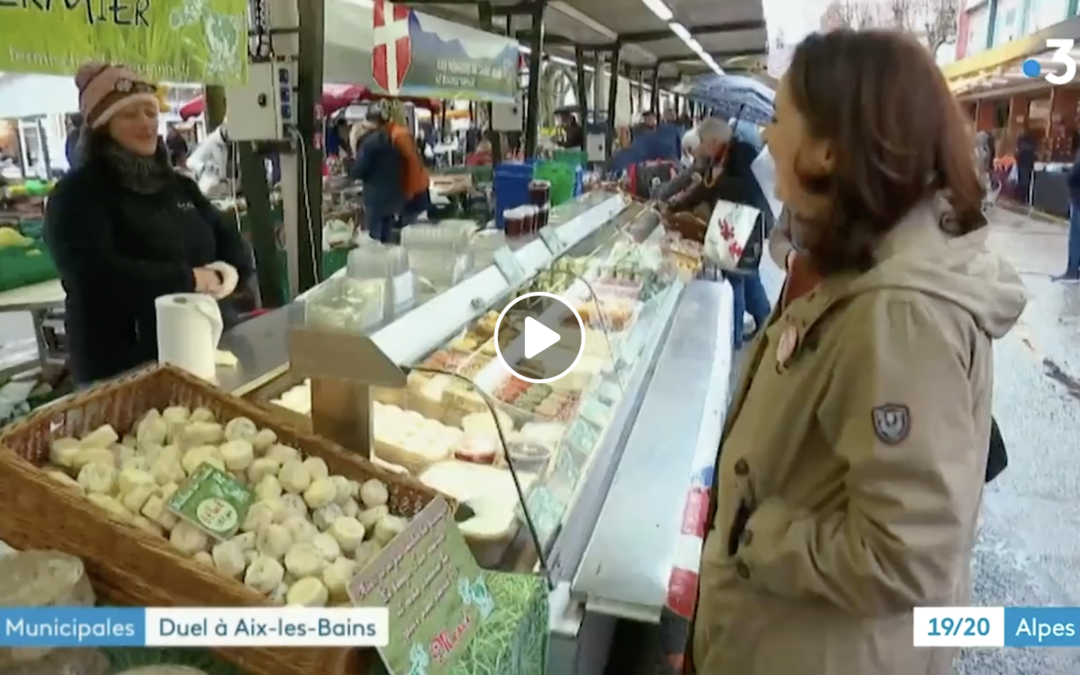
586,133,606,162
491,94,522,132
223,60,295,141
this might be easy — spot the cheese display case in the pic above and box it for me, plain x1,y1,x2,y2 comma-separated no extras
212,190,734,674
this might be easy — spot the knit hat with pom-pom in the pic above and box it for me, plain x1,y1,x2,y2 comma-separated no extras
75,63,159,130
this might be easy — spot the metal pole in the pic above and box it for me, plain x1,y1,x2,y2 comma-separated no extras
204,87,227,132
477,2,502,162
294,0,325,292
605,42,621,157
523,0,545,158
650,67,660,113
574,46,588,128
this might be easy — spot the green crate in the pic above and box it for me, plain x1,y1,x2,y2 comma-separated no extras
553,150,588,168
0,243,59,293
533,161,576,206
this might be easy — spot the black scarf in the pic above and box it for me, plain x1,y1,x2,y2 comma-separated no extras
100,138,176,195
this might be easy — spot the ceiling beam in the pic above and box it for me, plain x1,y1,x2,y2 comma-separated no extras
620,19,765,43
654,47,767,64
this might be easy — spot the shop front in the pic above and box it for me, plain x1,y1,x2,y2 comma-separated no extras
944,15,1080,217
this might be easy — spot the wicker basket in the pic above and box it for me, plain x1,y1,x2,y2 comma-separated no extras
0,364,444,675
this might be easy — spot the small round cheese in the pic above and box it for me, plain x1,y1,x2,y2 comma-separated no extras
329,517,365,551
247,457,281,483
87,494,133,524
279,460,312,494
303,457,330,481
354,540,383,568
212,540,247,578
78,462,117,494
286,577,329,607
48,437,81,468
120,485,156,514
231,531,257,551
170,521,210,556
284,516,318,544
280,494,308,519
284,543,326,577
71,447,115,472
117,468,156,495
190,407,216,423
341,498,361,519
224,417,259,443
330,476,353,505
243,502,276,533
219,440,255,472
373,514,409,544
255,475,283,502
312,503,345,531
149,457,185,486
303,478,337,509
256,523,293,560
193,550,214,566
245,556,285,594
253,428,278,453
359,479,389,508
322,557,358,599
312,532,342,561
358,505,389,530
266,444,302,466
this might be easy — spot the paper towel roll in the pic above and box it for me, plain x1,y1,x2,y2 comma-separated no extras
155,294,223,381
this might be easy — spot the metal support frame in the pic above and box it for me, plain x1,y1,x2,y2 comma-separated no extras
294,0,325,292
650,68,660,113
605,42,620,157
477,1,503,161
574,46,589,126
523,0,546,158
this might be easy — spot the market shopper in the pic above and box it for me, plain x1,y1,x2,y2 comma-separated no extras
350,117,405,242
658,117,771,348
1055,142,1080,282
684,30,1026,675
376,109,431,224
45,63,253,386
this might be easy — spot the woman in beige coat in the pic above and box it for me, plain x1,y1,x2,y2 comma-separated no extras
685,30,1027,675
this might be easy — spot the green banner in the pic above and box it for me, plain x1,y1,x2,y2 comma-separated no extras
0,0,248,84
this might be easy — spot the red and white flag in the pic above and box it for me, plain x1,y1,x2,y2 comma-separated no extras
372,0,413,95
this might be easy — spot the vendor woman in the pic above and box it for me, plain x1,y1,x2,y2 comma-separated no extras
45,63,252,386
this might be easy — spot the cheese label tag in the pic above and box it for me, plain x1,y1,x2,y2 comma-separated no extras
167,462,255,540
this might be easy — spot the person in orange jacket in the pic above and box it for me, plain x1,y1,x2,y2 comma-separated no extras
368,107,432,224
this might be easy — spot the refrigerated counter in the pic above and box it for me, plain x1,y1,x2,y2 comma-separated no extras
214,191,733,674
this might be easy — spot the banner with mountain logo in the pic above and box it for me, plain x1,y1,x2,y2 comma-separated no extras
372,0,519,103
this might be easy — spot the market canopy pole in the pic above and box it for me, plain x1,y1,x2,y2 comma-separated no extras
605,41,621,157
650,67,660,113
523,0,546,158
477,1,502,161
294,0,325,293
574,46,589,129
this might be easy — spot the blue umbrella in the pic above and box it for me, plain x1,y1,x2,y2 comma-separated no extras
683,74,774,126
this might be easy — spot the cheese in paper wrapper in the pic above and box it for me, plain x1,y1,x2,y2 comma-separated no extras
704,200,761,272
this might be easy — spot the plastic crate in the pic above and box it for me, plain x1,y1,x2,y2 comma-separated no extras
493,161,534,229
553,149,588,168
533,161,579,206
0,243,59,293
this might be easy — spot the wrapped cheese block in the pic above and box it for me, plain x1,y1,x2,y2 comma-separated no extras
372,403,459,473
0,551,95,668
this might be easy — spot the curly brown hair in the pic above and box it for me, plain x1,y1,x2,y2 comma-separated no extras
786,29,985,275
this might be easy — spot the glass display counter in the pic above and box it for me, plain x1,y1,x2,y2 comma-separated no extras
218,190,734,675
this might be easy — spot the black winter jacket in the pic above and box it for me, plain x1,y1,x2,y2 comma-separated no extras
45,158,252,384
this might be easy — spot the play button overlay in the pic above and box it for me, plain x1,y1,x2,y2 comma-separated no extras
493,291,585,384
524,317,560,358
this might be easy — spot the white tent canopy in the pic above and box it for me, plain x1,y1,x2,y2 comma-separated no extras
0,73,79,118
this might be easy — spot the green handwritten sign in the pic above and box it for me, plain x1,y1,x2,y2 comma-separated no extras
349,496,494,675
167,462,254,540
0,0,248,84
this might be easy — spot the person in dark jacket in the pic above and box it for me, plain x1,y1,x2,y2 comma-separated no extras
659,117,771,347
1057,145,1080,282
1015,126,1037,204
350,119,405,242
557,112,585,150
45,63,253,386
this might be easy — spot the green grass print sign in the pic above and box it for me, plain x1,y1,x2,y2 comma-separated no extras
0,0,248,84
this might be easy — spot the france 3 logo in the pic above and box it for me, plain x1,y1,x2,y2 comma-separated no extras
1022,39,1076,84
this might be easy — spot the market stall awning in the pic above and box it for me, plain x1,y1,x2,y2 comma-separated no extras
949,44,1080,99
942,14,1080,98
411,0,767,79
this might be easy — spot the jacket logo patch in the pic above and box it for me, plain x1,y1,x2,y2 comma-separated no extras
872,404,910,445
